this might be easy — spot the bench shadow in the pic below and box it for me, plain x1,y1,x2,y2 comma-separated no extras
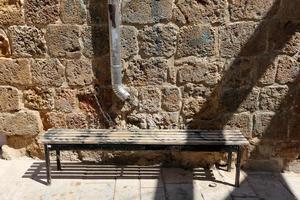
22,161,233,187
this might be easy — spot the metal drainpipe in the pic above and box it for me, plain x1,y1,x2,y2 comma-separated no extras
108,0,130,101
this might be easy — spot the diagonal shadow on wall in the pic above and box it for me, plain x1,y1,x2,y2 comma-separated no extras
181,0,300,199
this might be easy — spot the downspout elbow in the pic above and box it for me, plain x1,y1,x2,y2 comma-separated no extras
111,64,130,101
108,0,130,101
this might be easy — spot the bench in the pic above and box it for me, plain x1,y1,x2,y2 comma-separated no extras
40,129,249,187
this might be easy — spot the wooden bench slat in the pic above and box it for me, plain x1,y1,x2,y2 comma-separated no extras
41,129,249,145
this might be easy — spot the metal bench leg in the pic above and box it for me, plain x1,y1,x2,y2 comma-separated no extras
56,149,62,171
235,146,242,187
44,145,51,185
227,151,232,172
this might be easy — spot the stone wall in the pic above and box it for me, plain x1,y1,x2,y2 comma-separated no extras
0,0,299,170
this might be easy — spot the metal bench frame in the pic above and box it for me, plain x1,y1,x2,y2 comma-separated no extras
44,143,243,187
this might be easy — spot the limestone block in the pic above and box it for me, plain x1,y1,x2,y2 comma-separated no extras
253,112,275,137
86,0,107,24
66,112,88,129
0,28,10,57
60,0,86,24
172,7,186,26
220,22,266,57
139,23,178,58
0,59,31,86
176,0,227,24
149,112,179,129
55,88,77,113
259,86,289,111
1,145,26,160
8,26,46,58
278,0,300,20
62,59,94,86
23,88,55,110
25,0,59,24
177,60,221,86
126,57,168,86
0,110,43,136
224,112,252,138
181,83,212,98
0,86,21,112
177,25,216,58
182,96,206,118
43,112,67,129
46,25,81,58
223,57,259,88
139,87,161,113
0,0,24,25
161,86,181,112
122,0,173,24
229,0,278,21
276,55,299,84
31,59,65,87
220,87,260,113
268,20,300,55
121,25,138,59
82,26,109,58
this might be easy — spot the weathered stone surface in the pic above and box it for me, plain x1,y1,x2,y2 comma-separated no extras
82,26,109,58
31,59,65,87
23,88,54,110
1,145,26,160
220,87,259,113
161,86,181,112
229,0,277,21
0,86,20,112
177,59,221,86
253,112,275,137
149,112,179,129
276,55,299,84
92,55,111,86
43,112,67,129
257,57,277,86
177,25,215,58
0,111,43,136
8,26,46,58
278,0,300,20
126,57,168,86
289,114,300,140
220,22,266,57
172,7,186,26
139,23,178,58
259,86,289,111
61,0,86,24
182,96,206,118
139,87,161,113
121,26,138,59
0,0,24,25
0,28,11,57
66,112,88,128
122,0,173,24
181,83,212,99
0,59,31,86
25,0,59,24
223,57,257,88
225,112,252,138
86,0,107,24
55,88,77,113
46,25,81,58
176,0,227,24
268,20,300,55
62,59,94,86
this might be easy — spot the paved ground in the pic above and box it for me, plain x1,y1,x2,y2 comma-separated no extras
0,158,299,200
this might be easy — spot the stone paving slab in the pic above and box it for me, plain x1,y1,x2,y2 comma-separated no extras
0,159,299,200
